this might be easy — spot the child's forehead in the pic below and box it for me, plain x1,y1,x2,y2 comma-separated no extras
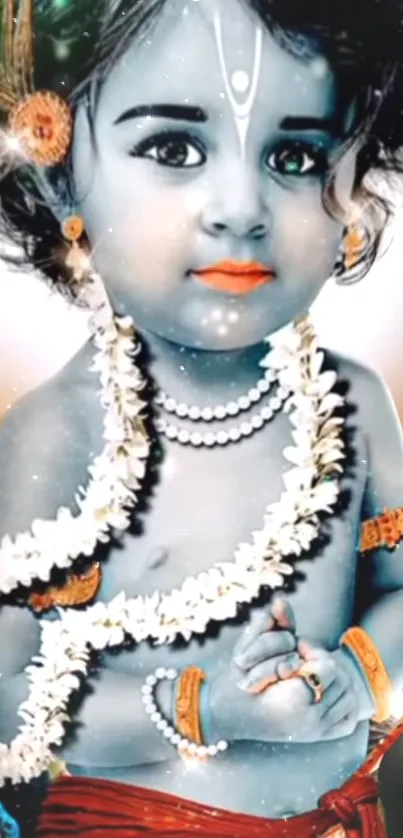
100,0,337,121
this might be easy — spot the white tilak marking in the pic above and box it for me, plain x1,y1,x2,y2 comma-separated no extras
213,11,262,158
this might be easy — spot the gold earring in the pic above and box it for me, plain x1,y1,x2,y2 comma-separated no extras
62,214,89,280
343,225,366,270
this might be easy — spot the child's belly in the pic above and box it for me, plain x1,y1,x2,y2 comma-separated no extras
69,722,370,818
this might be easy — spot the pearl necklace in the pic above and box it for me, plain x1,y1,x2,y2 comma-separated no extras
155,386,289,447
155,367,277,421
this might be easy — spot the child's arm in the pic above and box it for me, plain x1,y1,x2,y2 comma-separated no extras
0,369,175,772
353,363,403,698
0,609,177,770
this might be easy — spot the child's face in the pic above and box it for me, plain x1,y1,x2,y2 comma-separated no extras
73,0,357,350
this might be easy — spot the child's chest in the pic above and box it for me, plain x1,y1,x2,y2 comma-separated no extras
97,414,368,673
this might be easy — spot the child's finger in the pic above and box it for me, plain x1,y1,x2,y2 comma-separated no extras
272,598,296,631
238,651,304,693
233,605,277,659
234,599,295,663
234,630,297,671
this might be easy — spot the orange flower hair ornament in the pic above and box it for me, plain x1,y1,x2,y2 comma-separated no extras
0,0,72,165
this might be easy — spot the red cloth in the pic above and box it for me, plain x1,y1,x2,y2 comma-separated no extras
36,773,385,838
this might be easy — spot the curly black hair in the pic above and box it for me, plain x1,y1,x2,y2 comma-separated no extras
1,0,403,293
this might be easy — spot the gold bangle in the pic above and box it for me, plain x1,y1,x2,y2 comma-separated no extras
340,627,392,723
175,667,206,746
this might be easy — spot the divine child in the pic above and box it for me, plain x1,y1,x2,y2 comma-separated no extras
1,0,403,836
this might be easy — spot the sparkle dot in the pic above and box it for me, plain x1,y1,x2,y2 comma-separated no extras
231,70,250,93
54,40,70,61
310,56,329,79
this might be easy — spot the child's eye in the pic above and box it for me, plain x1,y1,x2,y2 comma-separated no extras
130,132,206,168
265,141,328,176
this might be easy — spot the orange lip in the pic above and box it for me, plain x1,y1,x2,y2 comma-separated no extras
193,260,275,295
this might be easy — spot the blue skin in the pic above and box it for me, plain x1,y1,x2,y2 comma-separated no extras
1,0,403,822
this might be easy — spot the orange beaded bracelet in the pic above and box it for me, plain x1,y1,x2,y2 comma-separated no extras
360,506,403,552
340,627,393,723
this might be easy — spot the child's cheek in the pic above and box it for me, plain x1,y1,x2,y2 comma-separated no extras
274,193,341,279
118,191,199,292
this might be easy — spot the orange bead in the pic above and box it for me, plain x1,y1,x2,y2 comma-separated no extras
62,215,84,242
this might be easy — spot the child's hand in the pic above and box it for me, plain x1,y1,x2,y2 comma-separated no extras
208,601,366,745
233,598,301,691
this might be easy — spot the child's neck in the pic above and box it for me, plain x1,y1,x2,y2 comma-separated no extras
140,330,269,408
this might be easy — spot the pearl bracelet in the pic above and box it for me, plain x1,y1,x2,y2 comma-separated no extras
141,667,229,758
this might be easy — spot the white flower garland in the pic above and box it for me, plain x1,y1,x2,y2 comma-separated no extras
0,272,149,595
0,310,345,784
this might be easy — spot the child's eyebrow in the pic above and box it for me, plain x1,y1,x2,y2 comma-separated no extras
280,116,343,137
114,104,208,125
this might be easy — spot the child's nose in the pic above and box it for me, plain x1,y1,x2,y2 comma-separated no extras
201,166,270,240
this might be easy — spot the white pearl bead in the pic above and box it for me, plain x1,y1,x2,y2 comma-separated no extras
196,745,208,758
216,431,229,446
163,727,174,738
145,675,157,686
190,432,203,446
141,685,152,695
189,406,201,420
248,388,261,403
165,398,176,413
240,422,252,436
270,396,282,411
260,406,273,421
228,427,241,442
155,667,167,679
142,694,154,706
258,379,270,393
251,415,264,429
179,739,189,750
166,668,177,680
144,704,155,714
238,395,250,410
207,745,218,756
187,742,198,755
165,425,177,440
203,432,216,447
176,403,188,418
151,712,162,723
227,402,239,416
265,368,276,381
178,429,190,444
213,405,226,420
156,719,168,731
201,407,214,421
171,733,181,745
217,740,228,751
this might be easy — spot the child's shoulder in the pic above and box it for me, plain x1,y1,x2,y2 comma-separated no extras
326,350,392,407
0,341,103,537
326,349,401,445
